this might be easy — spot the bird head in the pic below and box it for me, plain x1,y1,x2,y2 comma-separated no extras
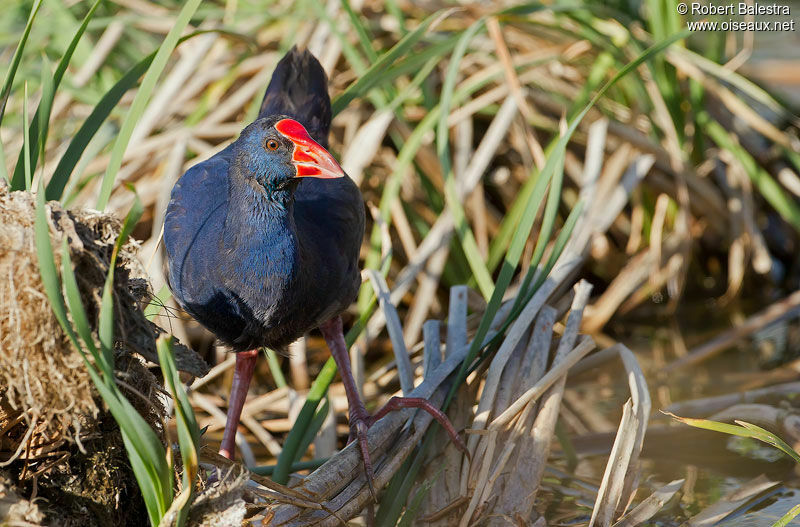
232,116,345,201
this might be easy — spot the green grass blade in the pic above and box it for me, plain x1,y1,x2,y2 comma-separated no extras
533,199,583,289
668,412,800,465
0,135,7,183
47,58,149,200
397,469,439,527
340,0,377,62
35,183,172,525
380,33,461,87
331,9,445,115
772,504,800,527
123,433,169,526
385,39,696,524
49,0,105,94
272,294,377,484
272,356,337,484
568,50,614,121
114,397,173,526
375,456,412,525
276,15,688,497
384,0,407,34
62,239,173,526
509,145,571,311
46,30,211,201
98,190,143,361
292,397,331,465
111,187,144,268
0,0,43,125
436,20,494,300
360,33,534,299
264,347,287,389
436,19,484,174
490,200,584,346
22,83,31,190
669,416,770,439
375,434,431,526
95,0,203,210
36,54,55,165
9,0,104,191
158,336,200,527
60,239,108,374
380,39,693,526
98,274,115,364
700,112,800,232
357,59,453,306
34,182,80,350
736,421,800,465
486,165,540,272
447,29,691,410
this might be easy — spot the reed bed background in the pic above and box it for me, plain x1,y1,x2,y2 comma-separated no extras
1,0,800,525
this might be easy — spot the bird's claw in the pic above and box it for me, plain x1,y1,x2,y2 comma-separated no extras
351,418,378,502
344,401,378,501
346,396,468,504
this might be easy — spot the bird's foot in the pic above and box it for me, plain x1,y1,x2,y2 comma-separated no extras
319,316,467,502
347,396,468,502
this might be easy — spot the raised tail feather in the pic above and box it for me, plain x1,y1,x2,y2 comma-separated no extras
259,47,332,147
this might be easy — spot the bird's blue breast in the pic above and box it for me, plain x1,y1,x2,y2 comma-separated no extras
164,147,306,349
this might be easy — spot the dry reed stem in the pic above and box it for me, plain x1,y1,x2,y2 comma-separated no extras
403,243,449,347
366,270,413,395
490,337,596,429
489,306,558,523
663,381,800,417
423,320,442,377
681,475,780,527
589,399,638,527
665,289,800,372
611,479,685,527
582,230,684,333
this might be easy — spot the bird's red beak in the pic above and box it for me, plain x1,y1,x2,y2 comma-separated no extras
275,118,345,179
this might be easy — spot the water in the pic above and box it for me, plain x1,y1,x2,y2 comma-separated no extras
724,488,800,525
556,308,800,525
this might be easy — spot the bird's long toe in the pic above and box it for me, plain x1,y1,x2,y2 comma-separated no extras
371,396,469,458
344,395,468,503
350,416,378,501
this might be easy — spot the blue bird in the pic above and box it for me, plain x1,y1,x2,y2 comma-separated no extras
164,48,462,495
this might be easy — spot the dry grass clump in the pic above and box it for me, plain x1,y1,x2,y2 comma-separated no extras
0,180,158,445
0,181,209,524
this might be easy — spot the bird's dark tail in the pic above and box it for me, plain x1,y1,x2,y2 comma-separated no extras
259,47,332,147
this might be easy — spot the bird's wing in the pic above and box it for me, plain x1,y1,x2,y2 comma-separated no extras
294,174,365,322
163,148,231,308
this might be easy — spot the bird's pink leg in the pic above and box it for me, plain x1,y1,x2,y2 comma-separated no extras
319,316,376,496
219,349,259,460
319,316,466,500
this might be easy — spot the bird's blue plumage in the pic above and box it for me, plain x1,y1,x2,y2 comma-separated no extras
164,48,364,351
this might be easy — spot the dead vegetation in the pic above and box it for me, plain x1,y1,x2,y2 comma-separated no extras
1,0,800,525
0,182,207,524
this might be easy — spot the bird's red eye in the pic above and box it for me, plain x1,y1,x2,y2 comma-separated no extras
266,138,279,151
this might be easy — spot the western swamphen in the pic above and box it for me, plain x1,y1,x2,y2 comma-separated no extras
164,48,462,493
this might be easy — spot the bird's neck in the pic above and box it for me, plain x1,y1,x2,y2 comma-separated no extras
223,170,299,289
